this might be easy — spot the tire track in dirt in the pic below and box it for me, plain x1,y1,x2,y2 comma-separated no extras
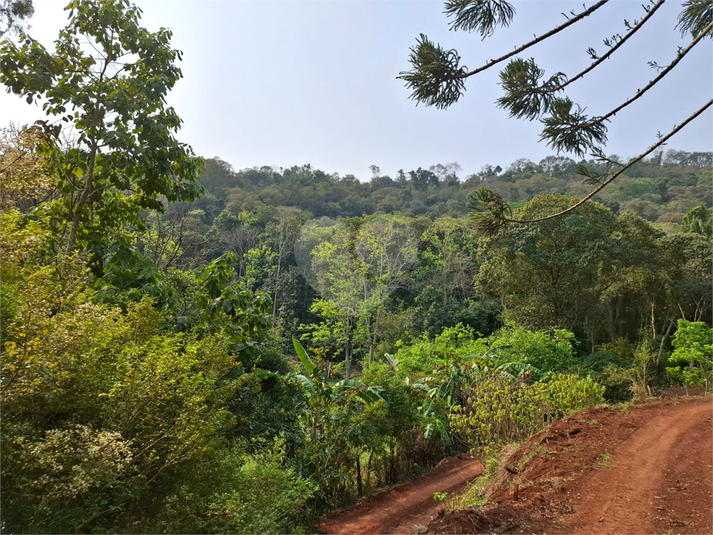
569,401,712,534
320,454,483,535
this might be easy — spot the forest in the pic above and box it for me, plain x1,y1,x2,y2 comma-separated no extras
3,125,712,532
1,1,712,534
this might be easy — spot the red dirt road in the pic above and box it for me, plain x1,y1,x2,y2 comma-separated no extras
320,397,712,535
319,454,484,535
430,396,712,534
567,400,711,534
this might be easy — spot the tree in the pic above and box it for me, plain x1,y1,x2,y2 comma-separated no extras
400,0,713,232
298,216,417,375
265,207,308,319
0,0,203,255
682,204,713,237
0,125,54,211
475,194,619,341
0,0,33,37
666,319,713,392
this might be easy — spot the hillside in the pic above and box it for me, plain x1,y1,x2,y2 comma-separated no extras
320,396,712,535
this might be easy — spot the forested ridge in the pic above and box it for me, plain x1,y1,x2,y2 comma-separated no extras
1,1,712,533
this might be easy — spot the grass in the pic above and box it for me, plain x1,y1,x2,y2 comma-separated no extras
447,443,522,512
597,452,613,468
516,444,548,469
433,492,448,503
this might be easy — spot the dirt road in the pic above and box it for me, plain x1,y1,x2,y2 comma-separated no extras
319,454,483,534
430,396,712,534
320,397,712,535
567,400,711,534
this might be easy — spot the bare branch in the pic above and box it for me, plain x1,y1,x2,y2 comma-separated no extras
457,0,610,80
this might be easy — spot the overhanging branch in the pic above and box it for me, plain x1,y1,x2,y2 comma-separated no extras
506,98,713,225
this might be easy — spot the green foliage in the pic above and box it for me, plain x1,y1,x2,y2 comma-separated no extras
677,0,713,38
450,373,604,449
149,443,316,535
390,324,484,376
497,58,566,121
0,0,203,254
400,1,711,228
682,205,713,238
391,322,578,381
398,33,467,109
1,281,242,531
444,0,515,36
486,323,578,379
603,341,658,400
666,320,713,391
0,209,312,533
433,491,448,503
577,349,632,402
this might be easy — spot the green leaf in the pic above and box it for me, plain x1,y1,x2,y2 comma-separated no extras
295,374,316,396
292,337,315,375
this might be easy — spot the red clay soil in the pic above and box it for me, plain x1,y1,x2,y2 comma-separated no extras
428,396,712,535
319,453,484,535
319,396,712,535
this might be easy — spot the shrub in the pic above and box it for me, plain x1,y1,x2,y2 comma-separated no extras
450,373,604,449
666,320,713,392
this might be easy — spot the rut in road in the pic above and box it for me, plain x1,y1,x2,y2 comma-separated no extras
566,400,712,535
320,454,484,535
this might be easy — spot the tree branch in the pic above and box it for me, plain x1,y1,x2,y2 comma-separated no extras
551,0,666,93
594,20,712,124
505,97,713,224
457,0,610,80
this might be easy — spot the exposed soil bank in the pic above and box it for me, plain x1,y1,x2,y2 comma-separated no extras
428,396,712,535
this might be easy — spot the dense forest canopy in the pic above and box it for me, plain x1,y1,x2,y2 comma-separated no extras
1,1,711,533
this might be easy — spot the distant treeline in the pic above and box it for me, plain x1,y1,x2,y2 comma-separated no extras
186,150,711,227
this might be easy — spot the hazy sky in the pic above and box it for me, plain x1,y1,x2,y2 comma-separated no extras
1,0,711,179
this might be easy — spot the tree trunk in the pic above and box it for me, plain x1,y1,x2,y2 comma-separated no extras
65,141,98,255
356,455,362,495
272,257,281,320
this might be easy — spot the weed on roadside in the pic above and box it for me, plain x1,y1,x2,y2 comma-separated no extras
597,452,613,468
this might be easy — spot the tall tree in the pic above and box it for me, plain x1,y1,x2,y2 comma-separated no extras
298,216,417,375
0,0,203,255
400,0,712,231
475,194,618,344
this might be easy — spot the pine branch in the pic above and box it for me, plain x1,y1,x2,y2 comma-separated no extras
550,0,666,93
596,20,712,124
457,0,610,80
510,98,713,224
471,98,713,232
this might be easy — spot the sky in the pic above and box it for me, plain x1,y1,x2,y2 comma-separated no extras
1,0,711,180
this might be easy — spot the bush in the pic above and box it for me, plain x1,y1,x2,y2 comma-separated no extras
150,444,317,534
450,373,604,449
666,320,713,392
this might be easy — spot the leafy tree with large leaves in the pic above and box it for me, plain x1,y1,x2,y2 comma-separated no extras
0,0,203,255
400,0,712,231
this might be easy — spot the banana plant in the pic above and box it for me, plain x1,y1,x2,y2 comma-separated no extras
293,338,387,406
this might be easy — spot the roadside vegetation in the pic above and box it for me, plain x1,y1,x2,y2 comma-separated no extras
1,1,711,533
